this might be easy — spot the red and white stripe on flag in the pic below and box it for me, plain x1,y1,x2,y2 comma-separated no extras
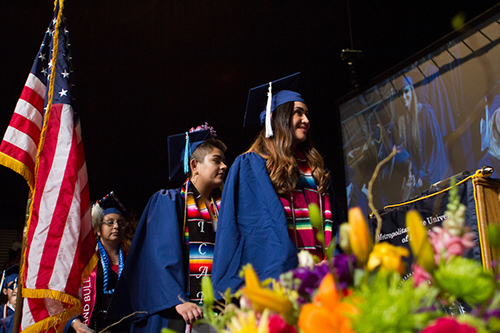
0,1,96,332
0,73,45,190
20,103,95,332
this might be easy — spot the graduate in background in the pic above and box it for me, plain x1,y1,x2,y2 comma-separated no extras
211,73,344,296
478,94,500,178
65,192,129,333
391,77,451,194
107,124,227,333
0,265,18,333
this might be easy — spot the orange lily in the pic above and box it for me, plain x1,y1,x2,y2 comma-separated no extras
241,264,294,317
406,210,435,272
298,273,357,333
348,207,373,265
367,243,409,275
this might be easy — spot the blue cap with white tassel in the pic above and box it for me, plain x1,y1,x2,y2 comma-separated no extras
243,72,304,138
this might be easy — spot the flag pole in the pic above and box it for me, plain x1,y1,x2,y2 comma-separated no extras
12,193,31,333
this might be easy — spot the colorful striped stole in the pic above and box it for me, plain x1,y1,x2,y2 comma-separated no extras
181,183,220,304
279,152,333,259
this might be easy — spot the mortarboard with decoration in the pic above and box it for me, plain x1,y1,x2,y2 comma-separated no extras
95,191,127,217
1,265,19,290
167,123,217,182
243,72,304,137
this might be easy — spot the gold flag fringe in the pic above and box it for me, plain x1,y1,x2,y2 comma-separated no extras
0,152,34,191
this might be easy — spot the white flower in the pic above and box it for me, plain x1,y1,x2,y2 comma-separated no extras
297,250,315,269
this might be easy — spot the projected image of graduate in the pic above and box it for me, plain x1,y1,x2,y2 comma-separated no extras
478,94,500,178
390,76,451,196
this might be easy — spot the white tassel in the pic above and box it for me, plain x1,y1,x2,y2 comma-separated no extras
265,82,273,138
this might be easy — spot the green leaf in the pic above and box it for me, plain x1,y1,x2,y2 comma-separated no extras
326,236,336,261
350,272,441,333
433,256,495,305
308,203,322,229
488,317,500,332
201,276,214,308
162,329,178,333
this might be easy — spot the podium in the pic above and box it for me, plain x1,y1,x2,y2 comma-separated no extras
473,176,500,269
368,170,500,270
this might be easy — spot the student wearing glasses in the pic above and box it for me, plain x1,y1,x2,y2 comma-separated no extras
66,192,129,333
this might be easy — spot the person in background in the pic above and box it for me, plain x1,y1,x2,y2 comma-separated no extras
478,94,500,178
107,124,227,333
212,73,344,296
0,265,18,333
390,77,450,195
65,192,129,333
1,265,18,319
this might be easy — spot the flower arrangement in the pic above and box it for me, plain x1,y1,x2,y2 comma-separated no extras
189,122,217,138
163,177,500,333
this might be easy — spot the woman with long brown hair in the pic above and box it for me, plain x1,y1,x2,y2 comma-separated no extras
391,77,450,195
212,73,344,295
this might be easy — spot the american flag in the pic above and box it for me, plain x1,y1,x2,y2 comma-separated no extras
0,2,95,332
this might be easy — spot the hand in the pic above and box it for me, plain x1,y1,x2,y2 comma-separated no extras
71,318,95,333
175,302,203,325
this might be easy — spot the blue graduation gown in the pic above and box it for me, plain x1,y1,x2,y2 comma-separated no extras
211,152,343,296
412,103,450,186
106,189,186,332
0,314,13,333
387,103,450,195
0,305,14,319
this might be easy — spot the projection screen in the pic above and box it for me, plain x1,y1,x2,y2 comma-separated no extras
340,7,500,216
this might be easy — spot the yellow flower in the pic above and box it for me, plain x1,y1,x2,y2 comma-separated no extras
224,308,270,333
348,207,373,264
406,210,435,272
241,264,294,316
367,243,409,275
242,264,261,289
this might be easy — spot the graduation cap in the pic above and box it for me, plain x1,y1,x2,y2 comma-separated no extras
167,124,216,182
95,191,127,217
1,265,19,290
243,72,305,137
401,76,414,90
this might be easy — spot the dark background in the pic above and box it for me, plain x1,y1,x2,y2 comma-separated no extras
1,0,499,230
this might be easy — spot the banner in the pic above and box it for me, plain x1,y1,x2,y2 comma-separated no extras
368,172,489,273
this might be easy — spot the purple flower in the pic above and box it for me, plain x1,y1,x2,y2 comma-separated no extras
333,254,356,287
291,262,330,302
472,305,500,322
